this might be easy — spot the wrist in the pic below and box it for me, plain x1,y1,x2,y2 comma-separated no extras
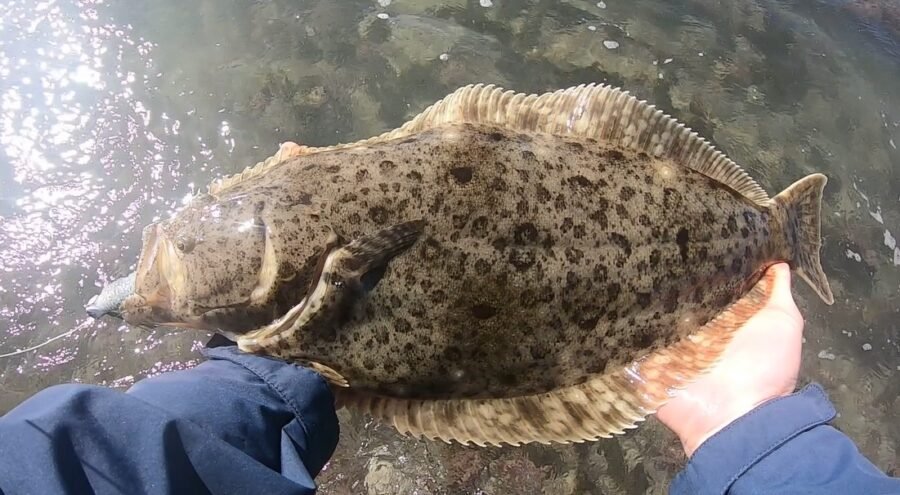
669,390,790,457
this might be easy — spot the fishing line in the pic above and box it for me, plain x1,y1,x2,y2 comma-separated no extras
0,321,90,358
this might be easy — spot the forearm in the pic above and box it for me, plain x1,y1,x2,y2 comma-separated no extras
670,383,900,495
0,346,339,494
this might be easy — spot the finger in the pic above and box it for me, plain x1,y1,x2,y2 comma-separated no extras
761,262,803,327
766,263,794,306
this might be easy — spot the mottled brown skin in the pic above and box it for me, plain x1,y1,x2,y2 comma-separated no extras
123,123,794,400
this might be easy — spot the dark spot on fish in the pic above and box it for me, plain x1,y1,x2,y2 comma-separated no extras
567,141,584,152
604,150,626,162
676,227,690,261
368,206,389,224
565,247,584,264
663,188,681,209
573,225,586,239
471,303,498,319
514,223,539,244
325,164,341,173
491,237,508,252
698,246,709,261
508,249,535,271
636,292,652,309
609,232,632,256
379,160,396,172
560,217,574,233
638,214,651,227
634,329,656,350
516,199,529,216
702,210,716,225
726,215,738,235
554,194,567,210
589,210,609,230
565,175,593,191
619,186,635,201
615,204,629,219
287,192,312,207
471,216,489,235
662,290,679,313
407,170,423,181
535,185,551,203
450,167,473,184
451,214,468,230
606,282,621,302
743,211,757,224
488,131,504,141
491,177,508,192
730,257,743,273
474,258,491,273
521,150,536,161
374,329,391,345
740,227,750,238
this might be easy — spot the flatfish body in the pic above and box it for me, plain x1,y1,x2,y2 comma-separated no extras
108,84,833,446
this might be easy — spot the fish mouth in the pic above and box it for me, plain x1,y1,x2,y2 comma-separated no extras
117,223,184,328
116,223,244,331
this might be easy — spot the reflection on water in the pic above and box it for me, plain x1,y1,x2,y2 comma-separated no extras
0,0,898,492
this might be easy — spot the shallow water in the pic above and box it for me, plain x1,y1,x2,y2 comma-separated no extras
0,0,897,492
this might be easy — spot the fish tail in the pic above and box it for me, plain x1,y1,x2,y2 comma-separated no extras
771,173,834,305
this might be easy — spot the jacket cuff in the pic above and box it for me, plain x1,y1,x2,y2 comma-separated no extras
672,383,836,494
200,346,340,476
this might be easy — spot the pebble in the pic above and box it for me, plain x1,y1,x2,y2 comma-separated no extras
862,343,872,351
376,12,389,19
844,249,862,262
817,350,836,360
603,40,619,49
664,58,673,64
479,0,493,7
587,25,597,31
377,0,391,6
438,53,449,61
596,1,607,8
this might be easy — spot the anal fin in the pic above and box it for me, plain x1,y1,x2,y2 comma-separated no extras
338,268,777,446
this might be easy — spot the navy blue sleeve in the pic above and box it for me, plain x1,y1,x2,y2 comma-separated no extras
0,346,339,495
671,383,900,495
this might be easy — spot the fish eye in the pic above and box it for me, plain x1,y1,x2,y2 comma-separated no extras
175,235,196,253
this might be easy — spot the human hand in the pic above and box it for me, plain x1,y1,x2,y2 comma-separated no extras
656,263,804,457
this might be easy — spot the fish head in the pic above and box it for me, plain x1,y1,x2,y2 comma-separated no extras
120,193,279,333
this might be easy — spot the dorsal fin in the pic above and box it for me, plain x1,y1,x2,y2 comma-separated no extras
336,268,777,446
209,84,770,204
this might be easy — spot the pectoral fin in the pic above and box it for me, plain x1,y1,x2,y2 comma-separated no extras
237,220,424,360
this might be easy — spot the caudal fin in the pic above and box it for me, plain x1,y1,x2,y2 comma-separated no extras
772,173,834,305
